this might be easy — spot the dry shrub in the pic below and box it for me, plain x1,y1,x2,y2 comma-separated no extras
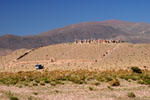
127,92,136,98
109,79,120,86
0,69,149,87
131,67,142,73
89,86,94,91
107,86,113,90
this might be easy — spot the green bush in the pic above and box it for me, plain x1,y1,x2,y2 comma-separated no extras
28,96,32,100
7,91,19,100
32,83,38,86
93,82,100,86
105,76,113,82
9,96,19,100
143,79,150,85
131,67,142,73
55,80,64,85
96,77,105,82
89,86,94,91
50,82,56,86
40,82,45,86
137,80,145,84
23,83,29,86
130,76,138,81
35,80,40,83
55,90,59,93
18,85,23,88
44,79,50,83
107,86,113,90
32,92,38,95
127,92,136,98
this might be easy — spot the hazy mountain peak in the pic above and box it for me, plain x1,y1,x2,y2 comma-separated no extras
1,34,20,38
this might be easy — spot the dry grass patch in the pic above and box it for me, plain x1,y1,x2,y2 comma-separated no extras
0,68,149,88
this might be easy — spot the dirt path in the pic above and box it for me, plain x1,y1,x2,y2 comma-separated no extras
97,43,122,61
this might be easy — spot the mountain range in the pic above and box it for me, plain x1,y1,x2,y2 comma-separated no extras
1,20,150,55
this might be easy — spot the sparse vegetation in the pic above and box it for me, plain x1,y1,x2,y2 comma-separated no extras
28,96,32,100
7,91,19,100
131,67,142,73
32,83,38,86
0,69,149,87
109,79,120,86
107,86,113,90
89,86,94,91
91,81,100,86
32,92,38,95
9,96,19,100
127,92,136,98
40,82,45,86
55,90,59,93
0,69,149,100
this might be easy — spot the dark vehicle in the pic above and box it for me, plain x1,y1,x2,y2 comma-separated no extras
35,64,44,69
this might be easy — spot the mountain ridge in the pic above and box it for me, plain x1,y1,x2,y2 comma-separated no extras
1,20,150,52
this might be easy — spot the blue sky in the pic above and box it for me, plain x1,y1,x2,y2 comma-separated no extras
0,0,150,36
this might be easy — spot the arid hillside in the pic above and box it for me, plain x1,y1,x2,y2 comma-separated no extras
0,41,150,72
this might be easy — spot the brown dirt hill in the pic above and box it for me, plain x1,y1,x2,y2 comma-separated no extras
0,42,150,72
18,43,115,61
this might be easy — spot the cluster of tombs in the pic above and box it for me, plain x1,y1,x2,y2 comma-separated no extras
74,39,124,44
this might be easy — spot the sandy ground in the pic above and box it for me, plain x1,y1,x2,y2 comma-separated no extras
0,80,150,100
